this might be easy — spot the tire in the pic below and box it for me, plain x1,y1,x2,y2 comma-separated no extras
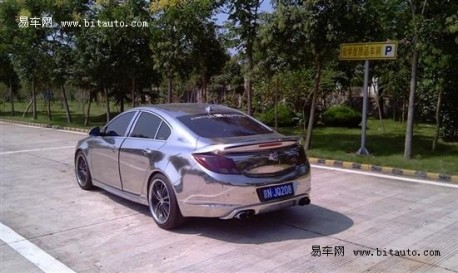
148,174,184,230
75,151,94,190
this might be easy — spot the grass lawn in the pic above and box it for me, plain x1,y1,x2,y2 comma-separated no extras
0,100,120,129
1,100,457,175
279,120,458,175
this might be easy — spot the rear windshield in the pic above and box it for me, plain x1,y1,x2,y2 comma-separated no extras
177,112,273,138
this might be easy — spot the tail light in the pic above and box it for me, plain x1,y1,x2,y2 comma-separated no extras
193,153,240,174
298,147,308,165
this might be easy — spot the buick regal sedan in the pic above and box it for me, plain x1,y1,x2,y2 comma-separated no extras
75,104,311,229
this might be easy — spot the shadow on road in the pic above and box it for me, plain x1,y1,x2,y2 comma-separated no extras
98,190,353,244
176,205,353,244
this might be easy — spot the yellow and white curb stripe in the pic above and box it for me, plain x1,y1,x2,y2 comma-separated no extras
1,119,88,133
309,158,458,185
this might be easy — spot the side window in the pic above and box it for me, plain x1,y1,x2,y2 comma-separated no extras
103,112,135,137
131,112,162,139
156,122,171,140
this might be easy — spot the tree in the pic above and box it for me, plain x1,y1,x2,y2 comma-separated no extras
0,0,54,120
212,57,245,107
262,0,378,149
150,0,221,103
70,0,156,122
0,47,20,116
189,21,229,103
404,0,428,159
223,0,263,115
417,0,458,146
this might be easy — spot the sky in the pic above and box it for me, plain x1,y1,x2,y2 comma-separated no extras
215,1,273,24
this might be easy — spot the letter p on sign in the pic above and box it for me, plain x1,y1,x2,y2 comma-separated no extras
383,44,396,58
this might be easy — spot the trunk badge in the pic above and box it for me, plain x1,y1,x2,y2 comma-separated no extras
268,151,279,162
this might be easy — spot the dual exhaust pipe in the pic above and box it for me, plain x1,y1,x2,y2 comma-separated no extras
233,197,311,220
298,197,311,206
234,210,255,220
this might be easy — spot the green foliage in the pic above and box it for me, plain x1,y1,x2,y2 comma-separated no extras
1,0,458,145
224,0,262,49
441,90,458,142
321,105,361,128
258,104,297,127
150,0,224,102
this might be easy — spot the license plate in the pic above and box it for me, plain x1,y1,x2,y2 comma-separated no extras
257,183,294,202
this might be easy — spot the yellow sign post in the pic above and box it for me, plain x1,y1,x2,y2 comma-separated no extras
339,42,398,60
339,41,398,155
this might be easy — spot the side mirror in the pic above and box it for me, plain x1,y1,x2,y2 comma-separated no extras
88,127,101,136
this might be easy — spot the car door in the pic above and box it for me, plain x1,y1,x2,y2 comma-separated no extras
90,111,137,189
119,112,171,194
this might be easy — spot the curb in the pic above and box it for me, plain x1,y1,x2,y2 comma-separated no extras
2,118,457,185
0,119,88,133
309,158,458,185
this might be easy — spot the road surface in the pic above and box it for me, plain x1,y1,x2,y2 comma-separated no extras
1,121,457,273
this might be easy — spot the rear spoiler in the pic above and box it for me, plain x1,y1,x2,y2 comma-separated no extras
194,136,302,154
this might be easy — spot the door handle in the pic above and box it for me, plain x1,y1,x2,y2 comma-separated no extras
110,146,116,152
143,148,153,155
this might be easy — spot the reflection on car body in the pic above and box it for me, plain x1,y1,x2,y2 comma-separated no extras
75,103,311,229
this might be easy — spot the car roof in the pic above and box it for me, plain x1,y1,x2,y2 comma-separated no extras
133,103,240,118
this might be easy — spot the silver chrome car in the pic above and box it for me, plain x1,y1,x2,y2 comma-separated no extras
75,104,311,229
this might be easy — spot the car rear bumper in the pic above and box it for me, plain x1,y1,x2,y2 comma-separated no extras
175,169,311,218
219,193,311,219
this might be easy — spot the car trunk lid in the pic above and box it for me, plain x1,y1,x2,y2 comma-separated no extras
193,136,308,177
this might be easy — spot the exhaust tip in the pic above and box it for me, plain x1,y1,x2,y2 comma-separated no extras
234,210,255,220
298,197,311,206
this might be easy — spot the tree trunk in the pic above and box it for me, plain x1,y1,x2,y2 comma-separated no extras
246,41,253,116
9,77,14,116
305,58,322,150
61,85,72,123
131,75,136,108
105,88,110,123
22,99,32,118
202,75,208,103
404,0,427,159
373,82,385,132
432,88,442,152
84,91,92,127
32,77,37,120
167,75,173,103
120,95,124,113
302,100,307,133
274,76,279,131
346,86,352,106
47,91,52,121
404,36,419,159
399,98,406,123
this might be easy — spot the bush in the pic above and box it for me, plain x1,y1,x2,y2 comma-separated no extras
441,116,458,142
258,104,298,127
441,92,458,142
322,105,361,128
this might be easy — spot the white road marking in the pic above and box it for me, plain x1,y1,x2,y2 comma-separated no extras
0,146,75,155
312,164,458,189
0,222,76,273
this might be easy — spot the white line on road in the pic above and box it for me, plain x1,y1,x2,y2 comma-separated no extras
0,222,76,273
0,146,75,155
312,164,458,189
